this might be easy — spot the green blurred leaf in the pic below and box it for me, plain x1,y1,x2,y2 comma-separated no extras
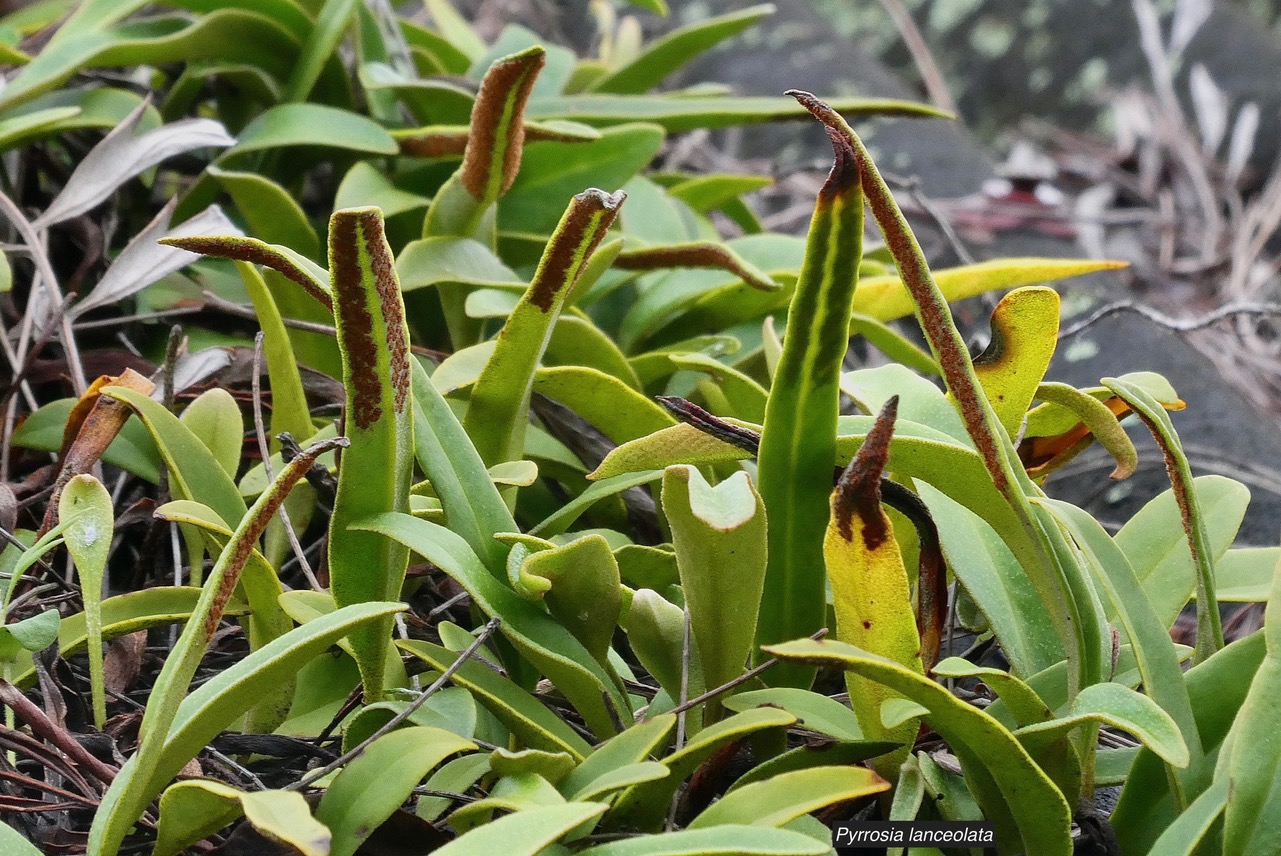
688,765,888,829
400,638,592,760
501,124,663,234
362,513,629,737
317,726,477,856
525,94,944,133
224,103,397,159
591,5,773,95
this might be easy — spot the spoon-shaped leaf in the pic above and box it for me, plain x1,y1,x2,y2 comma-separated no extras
58,475,114,727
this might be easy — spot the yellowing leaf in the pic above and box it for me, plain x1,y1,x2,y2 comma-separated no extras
971,287,1060,439
853,258,1127,322
824,397,922,777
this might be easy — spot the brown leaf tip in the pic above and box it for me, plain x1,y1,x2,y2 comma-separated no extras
528,188,625,311
787,90,858,197
463,46,547,201
833,396,899,546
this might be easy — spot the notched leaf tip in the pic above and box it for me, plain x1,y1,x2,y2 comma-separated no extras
833,396,898,545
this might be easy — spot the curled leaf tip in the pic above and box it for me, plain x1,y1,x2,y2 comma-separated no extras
787,90,859,196
833,396,898,545
576,187,627,210
528,188,625,311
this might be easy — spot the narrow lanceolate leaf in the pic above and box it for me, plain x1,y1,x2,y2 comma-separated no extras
1103,376,1223,662
327,207,415,701
794,91,1104,701
971,287,1060,439
824,398,923,775
767,638,1073,856
58,476,114,728
463,189,624,469
160,235,332,309
614,242,779,291
1219,560,1281,856
754,101,863,688
87,436,348,856
662,465,767,721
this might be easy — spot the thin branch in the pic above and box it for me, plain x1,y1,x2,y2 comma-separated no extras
666,627,830,718
289,617,502,791
251,332,321,591
0,190,87,394
873,0,958,115
1058,300,1281,339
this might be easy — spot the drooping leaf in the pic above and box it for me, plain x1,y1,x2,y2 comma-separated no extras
688,765,888,829
768,638,1072,856
364,514,630,738
317,726,477,856
155,781,329,856
161,234,332,309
